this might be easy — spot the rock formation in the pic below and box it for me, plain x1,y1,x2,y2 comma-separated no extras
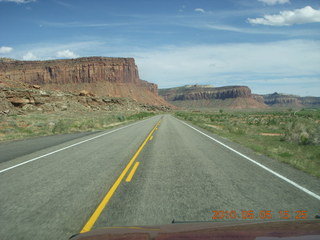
159,85,268,109
159,85,320,109
0,83,170,116
261,92,320,108
0,57,167,106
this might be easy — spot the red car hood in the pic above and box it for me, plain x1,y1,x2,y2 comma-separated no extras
70,220,320,240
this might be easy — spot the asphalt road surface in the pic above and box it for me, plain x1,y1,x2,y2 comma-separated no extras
0,131,98,164
0,115,319,240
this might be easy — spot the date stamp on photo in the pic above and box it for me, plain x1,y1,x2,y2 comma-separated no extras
212,210,308,220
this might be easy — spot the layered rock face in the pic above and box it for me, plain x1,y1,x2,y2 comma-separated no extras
159,85,320,109
0,57,139,84
161,85,251,101
261,93,320,108
0,57,167,106
159,85,268,109
301,97,320,107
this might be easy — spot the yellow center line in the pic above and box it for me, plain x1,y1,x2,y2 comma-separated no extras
125,161,140,182
150,135,154,141
80,119,161,233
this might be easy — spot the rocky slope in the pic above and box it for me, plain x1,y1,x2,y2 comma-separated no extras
0,81,170,116
159,85,268,109
0,57,168,106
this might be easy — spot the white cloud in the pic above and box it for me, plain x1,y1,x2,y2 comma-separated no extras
5,41,99,60
194,8,205,14
248,6,320,26
258,0,290,5
0,0,36,3
131,40,320,95
22,51,37,60
176,19,320,37
0,46,13,54
56,49,79,58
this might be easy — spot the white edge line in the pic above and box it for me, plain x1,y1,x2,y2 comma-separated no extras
0,118,152,174
177,118,320,201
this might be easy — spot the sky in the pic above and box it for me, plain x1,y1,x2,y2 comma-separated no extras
0,0,320,96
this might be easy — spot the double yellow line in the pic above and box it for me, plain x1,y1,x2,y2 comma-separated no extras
81,119,161,233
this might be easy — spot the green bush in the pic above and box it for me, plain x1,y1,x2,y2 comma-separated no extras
52,119,72,134
127,112,155,120
117,115,126,122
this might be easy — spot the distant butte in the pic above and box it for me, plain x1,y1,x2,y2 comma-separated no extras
159,85,320,109
158,85,268,109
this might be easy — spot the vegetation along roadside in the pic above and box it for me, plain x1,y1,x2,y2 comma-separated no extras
175,109,320,178
0,111,156,143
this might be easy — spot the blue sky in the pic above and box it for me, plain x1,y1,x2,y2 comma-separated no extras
0,0,320,96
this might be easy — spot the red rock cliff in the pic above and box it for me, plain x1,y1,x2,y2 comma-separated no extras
0,57,167,106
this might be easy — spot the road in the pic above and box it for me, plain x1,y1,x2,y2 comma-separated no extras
0,115,319,239
0,131,99,164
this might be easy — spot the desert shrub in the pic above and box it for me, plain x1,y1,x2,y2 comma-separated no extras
267,117,277,126
17,127,33,135
117,115,126,122
186,115,194,121
127,112,155,120
278,152,293,158
85,119,96,128
285,119,320,145
52,119,72,134
8,120,18,127
225,124,246,135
